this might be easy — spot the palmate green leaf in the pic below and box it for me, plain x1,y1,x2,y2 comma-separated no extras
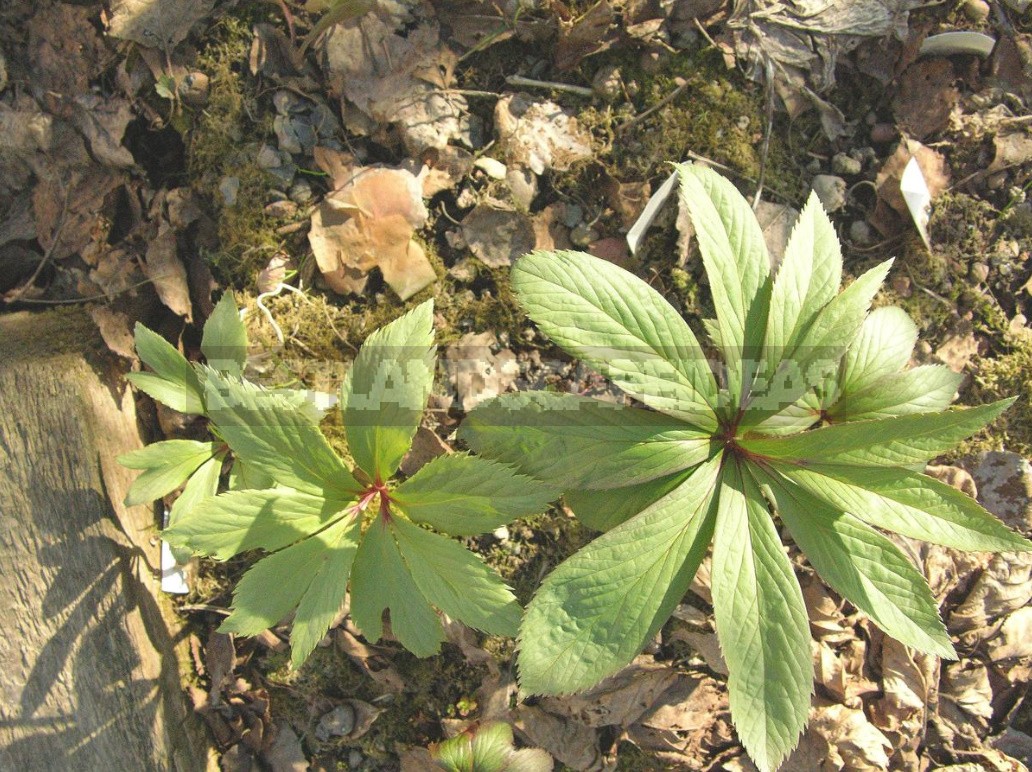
167,452,225,563
129,323,205,414
228,457,277,491
201,293,248,376
677,163,771,406
827,365,961,422
564,469,695,532
711,461,812,772
458,391,712,489
119,440,221,506
512,250,718,430
518,455,721,696
349,516,444,657
836,306,917,397
433,721,552,772
163,488,355,559
751,390,821,437
393,453,555,536
341,299,435,481
762,191,841,384
202,366,360,497
754,465,955,658
742,399,1014,467
219,516,361,667
392,517,522,637
777,462,1032,553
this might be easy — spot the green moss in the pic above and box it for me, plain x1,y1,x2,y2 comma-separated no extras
957,332,1032,459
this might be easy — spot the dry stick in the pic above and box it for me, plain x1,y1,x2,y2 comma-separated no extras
752,57,776,210
8,277,160,306
6,179,74,303
505,75,594,98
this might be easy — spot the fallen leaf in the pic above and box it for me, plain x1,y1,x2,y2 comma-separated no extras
871,139,949,239
461,204,536,268
934,319,979,373
399,425,452,477
943,660,994,720
810,703,893,770
514,705,602,771
265,723,308,772
892,59,958,140
334,627,405,692
965,451,1032,533
144,221,193,320
495,94,594,177
445,332,519,411
555,0,617,71
107,0,218,49
88,305,136,359
987,606,1032,662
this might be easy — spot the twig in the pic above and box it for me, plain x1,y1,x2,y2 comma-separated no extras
693,17,719,49
752,58,776,210
505,75,593,98
6,180,74,302
616,79,689,134
178,604,231,616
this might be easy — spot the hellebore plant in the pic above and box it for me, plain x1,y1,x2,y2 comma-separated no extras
134,300,554,667
460,163,1032,771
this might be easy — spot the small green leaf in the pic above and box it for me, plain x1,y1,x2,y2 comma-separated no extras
778,462,1032,553
202,366,360,497
756,466,956,657
433,722,552,772
677,163,772,406
518,455,721,696
228,457,277,491
119,440,220,506
565,469,694,532
164,488,354,559
742,399,1014,467
827,365,961,422
201,293,248,376
392,517,522,637
459,392,712,489
167,452,224,563
710,461,812,772
349,516,444,656
393,454,555,536
155,75,176,100
512,250,719,430
129,323,205,414
836,306,916,397
751,391,821,437
341,299,435,481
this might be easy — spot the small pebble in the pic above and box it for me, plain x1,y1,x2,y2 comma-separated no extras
812,175,847,212
265,200,298,218
592,64,623,103
870,123,897,143
963,0,991,22
849,220,874,245
971,262,990,282
506,168,537,210
832,152,862,176
256,144,282,169
348,751,364,769
289,179,313,204
805,158,821,174
315,704,355,742
563,204,584,229
219,176,240,206
493,526,510,542
570,223,599,247
179,71,209,107
474,157,507,180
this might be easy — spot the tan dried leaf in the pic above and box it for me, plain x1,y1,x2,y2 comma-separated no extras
495,95,593,177
144,222,193,320
514,705,602,771
811,703,893,770
107,0,217,48
446,332,519,412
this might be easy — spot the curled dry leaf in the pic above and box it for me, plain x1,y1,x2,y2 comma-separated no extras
514,704,602,771
308,164,436,301
144,222,193,321
494,94,593,177
871,139,949,239
445,332,519,412
810,703,893,770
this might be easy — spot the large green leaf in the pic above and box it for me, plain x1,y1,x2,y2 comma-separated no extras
167,452,225,563
202,366,360,497
756,466,955,657
512,250,718,430
393,454,555,536
201,292,248,376
459,391,712,489
710,461,812,772
762,192,841,383
751,391,821,437
565,469,697,532
129,323,205,414
778,462,1032,553
827,365,961,422
349,516,444,656
163,488,354,559
340,299,435,481
119,440,220,506
836,306,916,396
518,455,721,695
392,517,522,636
677,163,771,406
742,399,1014,467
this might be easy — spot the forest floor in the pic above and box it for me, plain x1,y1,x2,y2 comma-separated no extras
2,0,1032,769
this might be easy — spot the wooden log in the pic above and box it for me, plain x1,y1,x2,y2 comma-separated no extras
0,308,213,770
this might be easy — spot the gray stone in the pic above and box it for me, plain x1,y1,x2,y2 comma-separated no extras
315,704,355,742
812,175,847,212
570,223,599,247
832,152,862,176
849,220,874,246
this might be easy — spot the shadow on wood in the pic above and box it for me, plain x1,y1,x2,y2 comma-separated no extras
0,308,213,770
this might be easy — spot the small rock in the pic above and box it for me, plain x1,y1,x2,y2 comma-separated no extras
812,175,847,212
219,176,240,206
805,157,821,174
315,704,356,742
592,64,623,102
506,167,537,210
562,204,584,229
970,261,990,282
266,163,297,187
474,157,507,179
289,180,313,204
455,186,477,210
273,90,305,115
570,222,599,247
257,144,282,169
264,200,298,218
348,751,364,768
448,257,476,282
179,71,209,107
493,526,510,542
870,123,897,143
962,0,991,22
849,220,874,245
274,115,303,155
832,152,862,176
891,274,912,297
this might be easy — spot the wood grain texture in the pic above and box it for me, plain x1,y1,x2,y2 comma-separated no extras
0,308,213,770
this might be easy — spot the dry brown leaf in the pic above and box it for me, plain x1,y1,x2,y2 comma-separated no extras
555,0,617,71
935,319,980,373
70,95,135,169
948,553,1032,642
495,95,593,177
514,704,602,771
987,606,1032,662
144,221,193,320
265,722,308,772
811,703,893,770
943,660,994,720
88,305,136,359
107,0,217,49
626,676,729,764
871,139,949,238
445,332,519,412
333,627,405,692
461,204,536,269
966,452,1032,534
399,425,452,477
892,60,959,140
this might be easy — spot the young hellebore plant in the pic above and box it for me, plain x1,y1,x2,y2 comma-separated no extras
160,300,555,667
460,163,1032,771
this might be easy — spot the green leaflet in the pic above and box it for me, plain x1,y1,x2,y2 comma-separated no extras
741,399,1014,467
512,250,718,430
202,366,360,497
393,453,555,536
565,469,698,532
518,455,721,696
836,306,917,396
129,323,205,415
677,163,772,407
340,299,435,481
459,391,712,489
392,517,522,637
119,440,221,506
167,452,225,563
762,191,841,384
754,466,955,657
349,516,444,657
711,461,812,772
432,721,552,772
201,293,248,376
777,462,1032,553
751,390,821,437
827,365,961,422
228,457,277,491
163,488,355,559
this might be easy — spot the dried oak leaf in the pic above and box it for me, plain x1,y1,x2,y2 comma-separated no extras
495,94,593,177
107,0,217,49
461,204,536,269
308,165,436,301
445,331,519,412
892,59,959,140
